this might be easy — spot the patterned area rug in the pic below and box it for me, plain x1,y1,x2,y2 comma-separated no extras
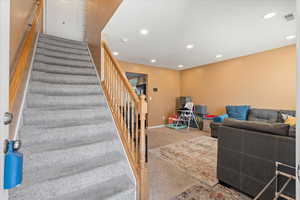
170,183,251,200
150,136,218,187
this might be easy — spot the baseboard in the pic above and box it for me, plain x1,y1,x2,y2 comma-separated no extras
147,124,166,129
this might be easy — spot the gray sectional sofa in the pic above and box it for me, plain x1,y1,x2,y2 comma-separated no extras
211,108,296,199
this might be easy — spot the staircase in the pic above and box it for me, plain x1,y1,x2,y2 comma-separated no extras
9,33,136,200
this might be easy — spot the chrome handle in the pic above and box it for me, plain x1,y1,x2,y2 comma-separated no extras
3,112,13,125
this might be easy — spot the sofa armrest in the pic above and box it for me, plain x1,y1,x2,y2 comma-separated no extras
210,122,223,138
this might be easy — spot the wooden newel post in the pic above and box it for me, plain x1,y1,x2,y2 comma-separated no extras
139,94,148,200
139,94,147,167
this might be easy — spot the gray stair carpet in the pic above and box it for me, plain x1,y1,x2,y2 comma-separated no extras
9,33,136,200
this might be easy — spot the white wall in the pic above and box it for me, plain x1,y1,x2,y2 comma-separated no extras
45,0,86,41
0,0,10,199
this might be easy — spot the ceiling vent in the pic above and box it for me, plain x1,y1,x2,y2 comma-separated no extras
284,13,295,22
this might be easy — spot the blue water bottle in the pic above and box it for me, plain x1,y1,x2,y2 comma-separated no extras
4,140,23,189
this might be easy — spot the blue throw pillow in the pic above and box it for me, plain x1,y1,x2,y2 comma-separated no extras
226,105,250,120
213,114,229,123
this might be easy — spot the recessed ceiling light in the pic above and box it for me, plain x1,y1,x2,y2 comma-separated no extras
113,52,119,56
150,59,156,63
178,65,184,68
263,12,277,19
121,38,128,43
286,35,296,40
186,44,195,49
216,54,223,58
140,29,149,35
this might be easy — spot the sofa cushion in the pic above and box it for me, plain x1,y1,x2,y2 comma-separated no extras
213,114,229,123
223,118,290,136
226,105,250,120
248,108,279,123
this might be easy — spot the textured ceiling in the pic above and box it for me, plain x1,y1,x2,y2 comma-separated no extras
103,0,296,70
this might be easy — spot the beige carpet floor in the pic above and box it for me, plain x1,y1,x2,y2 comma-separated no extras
150,136,218,187
148,127,208,200
148,127,210,149
171,183,251,200
147,127,251,200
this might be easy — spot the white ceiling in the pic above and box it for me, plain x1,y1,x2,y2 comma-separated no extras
103,0,296,70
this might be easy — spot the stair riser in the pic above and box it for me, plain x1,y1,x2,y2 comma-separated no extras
26,96,106,110
23,115,111,128
27,105,105,111
23,107,111,127
36,48,91,61
33,63,96,76
20,121,115,145
23,135,118,157
39,34,86,45
38,38,87,50
31,71,99,85
37,43,88,55
22,127,116,149
31,77,99,85
30,86,102,96
36,55,93,68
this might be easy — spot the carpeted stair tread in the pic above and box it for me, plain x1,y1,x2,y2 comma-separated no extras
37,42,88,55
33,62,96,75
52,175,135,200
22,151,124,187
10,160,127,200
38,37,87,50
35,54,93,68
39,33,86,45
22,130,116,154
21,123,115,147
21,121,114,141
31,71,99,85
29,81,102,96
23,108,111,128
26,94,106,109
24,138,120,172
36,48,91,61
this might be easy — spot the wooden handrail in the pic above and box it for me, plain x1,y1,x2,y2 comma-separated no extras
101,41,140,105
100,41,148,200
9,0,43,111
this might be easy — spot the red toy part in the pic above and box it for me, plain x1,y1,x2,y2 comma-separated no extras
206,114,217,118
168,114,178,124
